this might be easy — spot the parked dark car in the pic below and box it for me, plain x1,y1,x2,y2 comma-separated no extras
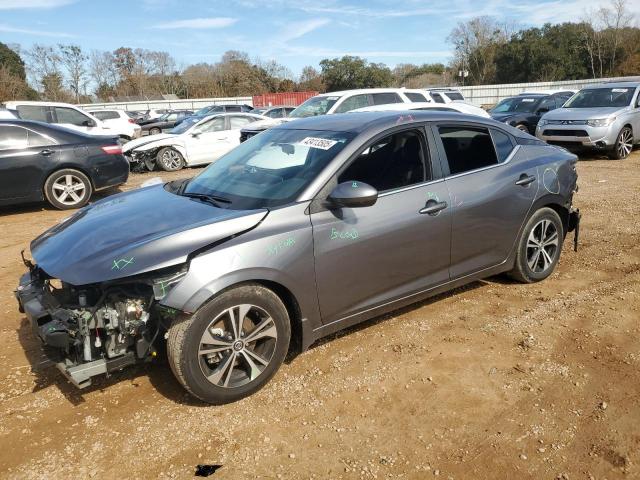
250,106,295,118
16,111,580,404
489,92,574,134
139,110,193,135
239,119,288,143
0,120,128,209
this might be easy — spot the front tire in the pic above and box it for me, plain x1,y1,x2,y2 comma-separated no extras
509,207,564,283
515,123,529,133
157,147,185,171
44,169,93,210
149,127,161,135
167,284,291,404
609,126,633,160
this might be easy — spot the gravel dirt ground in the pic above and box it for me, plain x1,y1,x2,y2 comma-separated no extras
0,150,638,480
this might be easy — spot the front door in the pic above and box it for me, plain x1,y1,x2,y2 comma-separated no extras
185,116,230,165
311,127,452,324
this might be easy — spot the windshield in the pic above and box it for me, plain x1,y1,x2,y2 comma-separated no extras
491,97,541,113
289,96,340,118
183,128,354,209
156,113,170,122
563,87,635,108
170,117,200,134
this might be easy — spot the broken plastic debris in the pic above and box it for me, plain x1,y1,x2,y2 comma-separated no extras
195,464,222,477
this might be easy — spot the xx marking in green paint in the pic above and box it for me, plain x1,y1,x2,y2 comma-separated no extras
112,257,135,270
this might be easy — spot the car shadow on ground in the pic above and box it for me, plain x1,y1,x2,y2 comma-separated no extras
16,277,508,407
0,186,125,217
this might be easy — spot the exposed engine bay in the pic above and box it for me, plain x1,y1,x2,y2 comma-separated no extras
124,148,159,172
16,264,184,388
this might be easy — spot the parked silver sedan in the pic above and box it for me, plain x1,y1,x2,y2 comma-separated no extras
536,82,640,159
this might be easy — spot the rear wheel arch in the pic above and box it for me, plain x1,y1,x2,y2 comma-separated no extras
43,164,95,192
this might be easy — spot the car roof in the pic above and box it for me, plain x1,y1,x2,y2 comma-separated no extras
586,81,640,89
316,88,417,97
274,110,507,135
0,118,108,139
4,100,81,107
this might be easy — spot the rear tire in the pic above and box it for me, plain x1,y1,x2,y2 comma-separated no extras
44,169,93,210
608,126,633,160
515,123,529,133
157,147,184,171
167,284,291,404
149,127,161,135
509,207,564,283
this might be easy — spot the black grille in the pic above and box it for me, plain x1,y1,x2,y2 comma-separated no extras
543,129,589,137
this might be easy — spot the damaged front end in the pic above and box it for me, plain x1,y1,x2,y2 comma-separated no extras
124,148,158,172
15,261,185,388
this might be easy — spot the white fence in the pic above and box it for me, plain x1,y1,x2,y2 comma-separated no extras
78,75,640,111
79,96,253,111
458,76,640,106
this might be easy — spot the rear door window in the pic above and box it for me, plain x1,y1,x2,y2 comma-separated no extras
437,126,499,175
371,92,403,105
334,94,371,113
16,105,48,122
229,116,255,129
405,92,429,102
444,92,464,101
54,107,90,126
0,126,29,150
431,93,445,104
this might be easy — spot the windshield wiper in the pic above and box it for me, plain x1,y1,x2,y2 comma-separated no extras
181,192,232,207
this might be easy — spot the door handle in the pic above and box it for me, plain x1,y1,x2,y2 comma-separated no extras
40,149,54,156
419,200,448,215
515,174,536,186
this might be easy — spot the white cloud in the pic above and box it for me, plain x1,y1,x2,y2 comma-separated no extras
279,18,330,42
0,0,75,9
0,23,74,37
151,17,238,30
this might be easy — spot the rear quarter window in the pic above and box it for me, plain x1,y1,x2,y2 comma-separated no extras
491,129,515,163
405,92,429,102
437,126,499,175
371,92,403,105
16,105,48,122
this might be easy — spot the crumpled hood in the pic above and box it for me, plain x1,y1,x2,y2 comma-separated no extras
31,185,268,285
542,106,625,121
123,134,176,152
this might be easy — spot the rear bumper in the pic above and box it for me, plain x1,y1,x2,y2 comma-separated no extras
92,154,129,190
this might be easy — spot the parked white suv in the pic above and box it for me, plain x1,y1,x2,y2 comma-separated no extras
288,88,432,118
424,88,465,104
87,109,142,139
4,101,130,139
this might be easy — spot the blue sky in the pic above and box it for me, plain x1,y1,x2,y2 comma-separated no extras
1,0,638,76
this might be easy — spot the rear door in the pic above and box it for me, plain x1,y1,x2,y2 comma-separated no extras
432,123,537,278
310,126,451,324
0,125,55,201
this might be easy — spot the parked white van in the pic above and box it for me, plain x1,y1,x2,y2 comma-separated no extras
3,101,134,139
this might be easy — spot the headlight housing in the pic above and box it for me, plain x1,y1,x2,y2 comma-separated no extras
586,117,616,127
152,268,188,300
538,119,549,127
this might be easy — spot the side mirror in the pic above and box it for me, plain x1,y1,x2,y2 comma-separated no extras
82,119,96,127
537,107,549,114
191,131,201,138
327,181,378,209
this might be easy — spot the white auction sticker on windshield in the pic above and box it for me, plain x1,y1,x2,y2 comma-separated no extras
521,98,535,102
612,88,628,92
298,137,338,150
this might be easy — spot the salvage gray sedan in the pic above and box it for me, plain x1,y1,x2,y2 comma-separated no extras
16,111,580,404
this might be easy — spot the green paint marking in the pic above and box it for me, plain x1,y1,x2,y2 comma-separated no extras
268,237,296,256
111,257,135,271
352,181,358,188
427,192,440,202
330,227,359,240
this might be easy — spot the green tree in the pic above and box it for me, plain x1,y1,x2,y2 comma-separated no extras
319,56,392,91
0,42,27,79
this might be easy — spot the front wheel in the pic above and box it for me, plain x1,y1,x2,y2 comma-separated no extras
515,123,529,133
156,147,184,171
44,169,93,210
609,126,633,160
509,207,564,283
149,127,161,135
167,285,291,404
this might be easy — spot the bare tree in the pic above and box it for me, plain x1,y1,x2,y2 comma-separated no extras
599,0,634,73
58,44,87,102
26,44,68,100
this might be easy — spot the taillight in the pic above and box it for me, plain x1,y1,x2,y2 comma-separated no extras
102,145,122,155
128,118,135,123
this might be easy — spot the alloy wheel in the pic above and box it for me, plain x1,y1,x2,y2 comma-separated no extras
161,149,182,170
51,174,86,206
617,129,633,158
526,219,559,273
198,304,278,388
